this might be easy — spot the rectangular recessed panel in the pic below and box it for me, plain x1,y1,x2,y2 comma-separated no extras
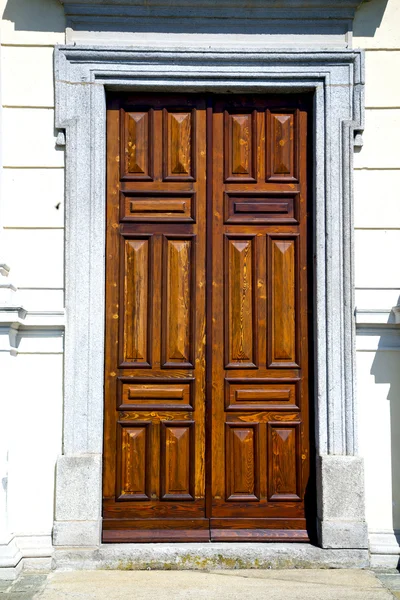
161,421,194,500
225,380,297,411
118,379,193,410
225,236,256,369
224,111,256,182
224,193,296,224
162,236,194,368
236,202,288,213
117,422,151,501
121,192,195,223
268,423,301,501
267,110,298,182
163,109,195,181
122,237,151,367
122,110,152,180
268,236,298,367
226,423,259,502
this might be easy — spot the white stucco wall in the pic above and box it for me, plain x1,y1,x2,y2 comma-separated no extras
353,0,400,547
0,0,399,570
0,0,65,558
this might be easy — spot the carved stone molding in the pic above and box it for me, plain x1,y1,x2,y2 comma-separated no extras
54,45,367,551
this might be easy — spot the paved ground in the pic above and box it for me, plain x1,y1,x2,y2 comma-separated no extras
0,569,399,600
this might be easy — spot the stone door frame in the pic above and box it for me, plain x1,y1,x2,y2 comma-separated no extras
53,46,367,550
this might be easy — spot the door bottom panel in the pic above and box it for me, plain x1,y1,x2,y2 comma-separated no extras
103,529,210,543
210,529,309,542
103,528,309,543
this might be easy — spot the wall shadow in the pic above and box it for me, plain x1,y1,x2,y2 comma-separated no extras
370,304,400,537
2,0,65,33
1,0,389,38
1,0,390,42
353,0,389,37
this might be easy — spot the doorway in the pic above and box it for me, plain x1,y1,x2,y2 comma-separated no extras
103,92,312,542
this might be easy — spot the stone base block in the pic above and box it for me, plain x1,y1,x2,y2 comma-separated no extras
369,531,400,570
22,557,53,573
54,454,102,547
370,554,400,569
317,455,368,549
0,564,22,581
55,454,102,522
0,538,21,570
318,520,368,549
53,521,101,547
0,535,53,580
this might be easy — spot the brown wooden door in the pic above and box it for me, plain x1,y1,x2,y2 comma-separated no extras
208,96,310,541
103,93,311,543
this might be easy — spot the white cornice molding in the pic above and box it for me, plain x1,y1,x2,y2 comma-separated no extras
0,267,65,352
355,308,400,327
393,306,400,324
0,310,65,355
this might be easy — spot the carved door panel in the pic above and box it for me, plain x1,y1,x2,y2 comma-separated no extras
104,93,311,543
103,94,208,542
209,96,310,541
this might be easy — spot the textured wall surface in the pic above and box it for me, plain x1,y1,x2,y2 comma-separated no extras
353,0,400,540
0,0,65,546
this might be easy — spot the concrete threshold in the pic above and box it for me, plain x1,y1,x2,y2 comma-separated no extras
4,569,399,600
54,543,370,571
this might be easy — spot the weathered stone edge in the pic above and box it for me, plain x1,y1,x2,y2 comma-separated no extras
54,544,370,571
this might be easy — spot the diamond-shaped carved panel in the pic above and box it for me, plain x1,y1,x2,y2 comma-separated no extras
122,110,153,181
225,423,260,502
160,421,195,500
163,109,195,181
266,110,298,182
224,111,256,182
267,422,301,501
116,421,151,501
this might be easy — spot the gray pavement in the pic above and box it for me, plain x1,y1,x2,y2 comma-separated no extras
0,569,399,600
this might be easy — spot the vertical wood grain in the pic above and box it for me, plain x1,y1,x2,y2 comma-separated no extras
162,236,194,367
104,93,311,542
121,109,153,180
163,109,195,181
268,236,298,367
211,95,310,536
161,421,195,500
226,423,260,501
268,422,301,501
117,421,151,500
127,112,148,174
266,109,299,182
123,237,151,366
104,94,207,542
224,110,257,182
225,235,256,368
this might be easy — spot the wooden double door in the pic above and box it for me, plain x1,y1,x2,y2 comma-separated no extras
103,93,312,542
